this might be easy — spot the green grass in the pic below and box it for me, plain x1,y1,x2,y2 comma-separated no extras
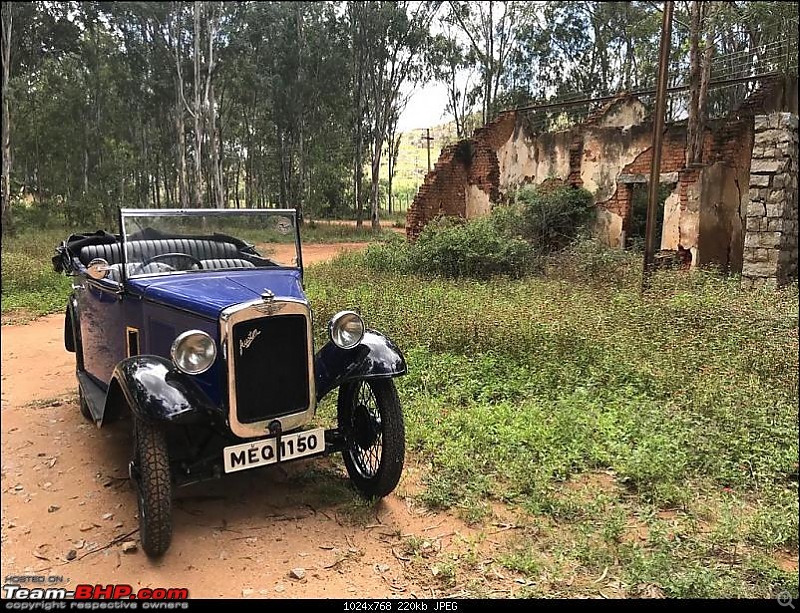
305,250,799,598
1,228,74,318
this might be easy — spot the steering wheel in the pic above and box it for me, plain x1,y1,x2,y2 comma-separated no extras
133,252,204,274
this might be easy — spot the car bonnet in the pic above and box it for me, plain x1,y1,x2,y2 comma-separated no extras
127,268,306,319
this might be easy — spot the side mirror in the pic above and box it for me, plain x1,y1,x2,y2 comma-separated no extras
87,258,111,280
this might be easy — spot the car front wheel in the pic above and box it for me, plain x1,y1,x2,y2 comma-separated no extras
131,416,173,557
337,379,405,499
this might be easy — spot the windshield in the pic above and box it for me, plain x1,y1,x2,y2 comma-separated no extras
119,209,301,280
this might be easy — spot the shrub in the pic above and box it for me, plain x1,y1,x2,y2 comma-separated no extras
412,215,536,279
362,184,596,280
363,234,415,273
515,184,594,254
546,237,641,287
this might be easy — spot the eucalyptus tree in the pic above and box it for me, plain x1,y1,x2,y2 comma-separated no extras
358,1,441,229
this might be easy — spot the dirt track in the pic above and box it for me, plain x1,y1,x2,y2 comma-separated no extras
0,243,520,599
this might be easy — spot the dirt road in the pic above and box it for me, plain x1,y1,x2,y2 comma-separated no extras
0,243,519,599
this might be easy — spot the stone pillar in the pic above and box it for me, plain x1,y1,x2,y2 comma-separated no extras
742,112,799,288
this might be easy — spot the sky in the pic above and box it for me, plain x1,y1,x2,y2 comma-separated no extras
397,80,453,132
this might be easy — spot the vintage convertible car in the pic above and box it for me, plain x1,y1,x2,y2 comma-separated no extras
52,209,406,557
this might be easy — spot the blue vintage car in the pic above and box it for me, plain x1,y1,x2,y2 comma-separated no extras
53,208,407,557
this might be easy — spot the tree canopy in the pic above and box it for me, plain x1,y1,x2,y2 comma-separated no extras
1,1,796,232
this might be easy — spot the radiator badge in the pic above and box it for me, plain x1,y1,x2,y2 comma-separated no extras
254,289,278,315
239,329,262,356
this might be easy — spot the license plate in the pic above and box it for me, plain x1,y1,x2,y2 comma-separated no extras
223,427,325,474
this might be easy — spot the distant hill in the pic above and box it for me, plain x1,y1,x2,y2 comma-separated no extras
379,119,460,203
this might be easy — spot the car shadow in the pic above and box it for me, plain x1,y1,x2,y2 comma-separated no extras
100,413,369,546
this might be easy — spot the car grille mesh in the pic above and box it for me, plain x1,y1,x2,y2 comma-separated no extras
231,314,310,423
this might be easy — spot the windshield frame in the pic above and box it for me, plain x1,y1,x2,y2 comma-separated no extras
117,208,303,285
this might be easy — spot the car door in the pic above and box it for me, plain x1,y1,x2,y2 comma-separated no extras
76,273,127,387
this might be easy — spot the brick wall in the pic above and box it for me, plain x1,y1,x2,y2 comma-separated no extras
742,112,799,288
406,77,785,253
406,113,516,240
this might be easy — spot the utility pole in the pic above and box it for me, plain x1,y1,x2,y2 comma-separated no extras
424,128,434,172
642,0,674,292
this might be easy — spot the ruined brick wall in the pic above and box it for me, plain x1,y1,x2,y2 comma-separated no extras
406,77,784,257
742,112,799,288
406,112,516,240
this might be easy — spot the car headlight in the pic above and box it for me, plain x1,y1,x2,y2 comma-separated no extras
328,311,365,350
170,330,217,375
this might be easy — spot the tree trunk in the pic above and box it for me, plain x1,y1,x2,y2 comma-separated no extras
192,1,203,207
686,1,702,165
234,153,241,208
352,6,365,227
369,122,383,230
208,83,223,208
2,3,13,234
370,153,381,230
175,93,188,207
697,5,714,164
296,4,305,223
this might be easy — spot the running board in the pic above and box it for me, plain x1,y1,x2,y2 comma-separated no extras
77,371,107,426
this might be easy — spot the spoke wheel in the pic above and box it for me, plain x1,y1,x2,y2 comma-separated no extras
131,415,173,557
338,379,405,499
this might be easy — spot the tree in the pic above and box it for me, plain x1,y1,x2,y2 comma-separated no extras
1,2,12,233
430,29,476,139
361,1,442,230
446,1,529,125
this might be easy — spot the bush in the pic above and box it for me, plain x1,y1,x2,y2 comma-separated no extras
515,184,594,254
412,215,536,279
363,184,596,280
363,234,415,273
546,237,641,287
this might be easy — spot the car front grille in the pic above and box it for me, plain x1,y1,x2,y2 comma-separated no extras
231,314,310,424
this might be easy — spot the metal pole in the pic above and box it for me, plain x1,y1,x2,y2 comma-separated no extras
642,0,674,292
426,128,432,172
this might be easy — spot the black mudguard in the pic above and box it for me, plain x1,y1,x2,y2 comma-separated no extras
109,356,217,425
64,295,78,353
314,330,407,401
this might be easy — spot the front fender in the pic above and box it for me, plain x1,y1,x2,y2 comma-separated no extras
314,330,407,401
110,356,217,425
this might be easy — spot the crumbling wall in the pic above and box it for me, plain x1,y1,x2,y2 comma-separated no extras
406,113,515,241
406,77,785,264
742,112,799,288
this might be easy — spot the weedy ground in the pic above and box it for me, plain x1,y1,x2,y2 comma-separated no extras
2,229,797,597
307,249,798,598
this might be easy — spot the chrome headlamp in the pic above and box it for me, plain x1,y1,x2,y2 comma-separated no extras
170,330,217,375
328,311,365,350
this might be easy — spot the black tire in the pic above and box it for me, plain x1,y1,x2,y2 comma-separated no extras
78,388,93,422
337,379,405,499
132,416,173,557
